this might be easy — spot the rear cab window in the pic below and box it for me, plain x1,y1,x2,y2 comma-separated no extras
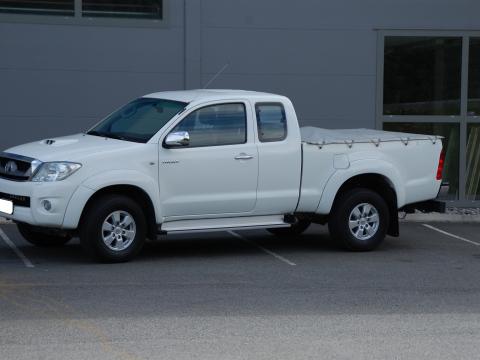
255,103,287,142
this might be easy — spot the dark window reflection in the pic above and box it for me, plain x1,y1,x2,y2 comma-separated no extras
82,0,163,19
468,38,480,116
0,0,74,16
383,123,459,200
384,37,462,116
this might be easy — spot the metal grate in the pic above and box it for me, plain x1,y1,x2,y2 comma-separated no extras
0,154,35,181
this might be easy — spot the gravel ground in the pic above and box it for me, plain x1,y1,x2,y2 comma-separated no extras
446,207,480,215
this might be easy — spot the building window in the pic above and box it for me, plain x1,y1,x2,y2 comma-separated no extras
82,0,163,20
468,38,480,116
379,32,480,204
383,36,462,116
383,123,459,200
0,0,164,23
467,124,480,200
0,0,74,16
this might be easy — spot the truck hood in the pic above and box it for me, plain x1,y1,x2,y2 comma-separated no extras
4,133,146,163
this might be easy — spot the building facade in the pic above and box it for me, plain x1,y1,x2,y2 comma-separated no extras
0,0,479,205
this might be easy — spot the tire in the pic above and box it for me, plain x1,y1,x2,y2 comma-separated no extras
17,223,71,247
79,194,147,263
267,219,311,237
328,188,389,251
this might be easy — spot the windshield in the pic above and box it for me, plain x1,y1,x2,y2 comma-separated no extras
88,98,187,143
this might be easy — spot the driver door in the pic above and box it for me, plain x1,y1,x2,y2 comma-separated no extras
158,102,258,218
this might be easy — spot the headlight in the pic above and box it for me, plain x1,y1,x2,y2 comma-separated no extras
31,162,82,182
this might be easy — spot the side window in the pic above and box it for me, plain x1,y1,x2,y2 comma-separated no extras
170,103,247,147
255,103,287,142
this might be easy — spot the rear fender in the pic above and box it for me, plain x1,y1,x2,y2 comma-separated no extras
316,159,404,215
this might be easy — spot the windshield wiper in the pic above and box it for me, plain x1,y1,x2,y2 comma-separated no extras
87,130,145,143
87,130,109,138
105,133,128,141
87,131,127,141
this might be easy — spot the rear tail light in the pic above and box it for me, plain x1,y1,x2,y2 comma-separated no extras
436,149,446,180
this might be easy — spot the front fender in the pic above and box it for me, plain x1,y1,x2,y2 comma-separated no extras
62,170,161,229
316,159,405,214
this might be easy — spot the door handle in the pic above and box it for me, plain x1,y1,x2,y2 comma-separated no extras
234,153,254,160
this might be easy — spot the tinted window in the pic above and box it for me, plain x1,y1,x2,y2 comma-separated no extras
82,0,162,19
383,36,462,115
171,103,247,147
255,103,287,142
0,0,74,16
88,98,186,143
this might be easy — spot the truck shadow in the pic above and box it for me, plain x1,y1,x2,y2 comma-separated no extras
138,231,340,262
3,224,404,265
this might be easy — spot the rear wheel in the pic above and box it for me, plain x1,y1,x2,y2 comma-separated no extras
80,195,146,263
267,219,311,237
17,223,71,247
328,188,389,251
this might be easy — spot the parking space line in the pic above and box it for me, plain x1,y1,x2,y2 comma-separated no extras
422,224,480,246
0,227,35,268
227,230,297,266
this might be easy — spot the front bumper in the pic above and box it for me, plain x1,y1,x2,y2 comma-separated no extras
0,177,78,228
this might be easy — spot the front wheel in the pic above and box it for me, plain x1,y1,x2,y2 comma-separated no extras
328,188,389,251
80,195,147,263
17,223,71,247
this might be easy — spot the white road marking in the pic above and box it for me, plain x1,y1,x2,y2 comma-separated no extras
422,224,480,246
0,227,35,268
227,230,297,266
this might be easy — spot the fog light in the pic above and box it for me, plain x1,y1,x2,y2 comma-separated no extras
42,200,52,211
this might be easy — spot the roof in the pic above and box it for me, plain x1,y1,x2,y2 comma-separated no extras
143,89,284,103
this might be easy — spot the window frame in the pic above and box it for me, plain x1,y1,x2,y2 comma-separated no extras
163,102,248,149
376,30,480,205
0,0,167,28
255,102,288,143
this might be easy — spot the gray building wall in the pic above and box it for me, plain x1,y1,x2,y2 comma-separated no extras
0,0,478,149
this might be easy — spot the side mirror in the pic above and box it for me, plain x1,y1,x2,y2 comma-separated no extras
164,131,190,147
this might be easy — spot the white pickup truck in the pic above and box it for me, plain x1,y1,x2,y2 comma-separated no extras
0,90,446,262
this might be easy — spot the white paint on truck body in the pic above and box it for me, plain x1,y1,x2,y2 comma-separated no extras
0,90,442,230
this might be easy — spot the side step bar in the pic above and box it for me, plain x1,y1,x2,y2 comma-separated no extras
159,215,292,234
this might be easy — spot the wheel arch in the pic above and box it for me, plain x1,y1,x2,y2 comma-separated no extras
330,173,399,237
79,185,158,240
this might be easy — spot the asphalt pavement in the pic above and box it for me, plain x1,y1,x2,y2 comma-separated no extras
1,222,480,359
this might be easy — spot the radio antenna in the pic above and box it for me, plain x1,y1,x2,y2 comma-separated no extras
203,63,229,89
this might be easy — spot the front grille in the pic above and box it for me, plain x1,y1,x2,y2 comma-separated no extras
0,192,30,207
0,153,37,181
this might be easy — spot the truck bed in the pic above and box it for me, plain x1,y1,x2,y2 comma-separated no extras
300,126,441,146
297,126,443,214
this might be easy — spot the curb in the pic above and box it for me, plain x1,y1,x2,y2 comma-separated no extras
401,213,480,223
